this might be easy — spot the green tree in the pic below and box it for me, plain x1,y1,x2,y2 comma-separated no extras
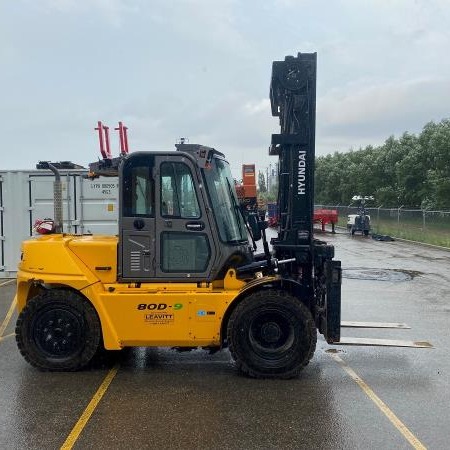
420,119,450,209
315,118,450,209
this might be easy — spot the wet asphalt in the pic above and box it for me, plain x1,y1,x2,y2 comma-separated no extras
1,230,450,449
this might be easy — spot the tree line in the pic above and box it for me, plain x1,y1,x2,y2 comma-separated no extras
314,118,450,210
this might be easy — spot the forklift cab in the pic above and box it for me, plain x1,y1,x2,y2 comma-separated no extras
118,146,252,283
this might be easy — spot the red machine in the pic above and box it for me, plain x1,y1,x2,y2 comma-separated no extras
268,207,337,232
313,209,338,233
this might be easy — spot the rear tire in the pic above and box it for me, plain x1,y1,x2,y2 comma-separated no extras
16,290,101,371
227,290,317,379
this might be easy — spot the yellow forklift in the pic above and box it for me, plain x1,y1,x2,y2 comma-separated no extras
15,53,341,378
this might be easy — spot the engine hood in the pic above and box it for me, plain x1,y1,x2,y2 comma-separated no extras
19,234,118,284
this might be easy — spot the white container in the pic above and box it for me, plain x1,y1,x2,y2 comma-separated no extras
0,169,119,277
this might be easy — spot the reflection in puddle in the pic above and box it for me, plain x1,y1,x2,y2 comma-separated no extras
342,267,422,282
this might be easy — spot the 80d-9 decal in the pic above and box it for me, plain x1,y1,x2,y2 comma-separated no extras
137,303,183,311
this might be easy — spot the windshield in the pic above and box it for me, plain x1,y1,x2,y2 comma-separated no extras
203,157,248,244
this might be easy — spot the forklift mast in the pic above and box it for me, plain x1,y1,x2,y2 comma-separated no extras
269,53,341,343
270,52,316,254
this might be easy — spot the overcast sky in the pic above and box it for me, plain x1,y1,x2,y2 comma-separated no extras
1,0,449,178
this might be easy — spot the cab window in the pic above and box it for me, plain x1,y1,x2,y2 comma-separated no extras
122,156,155,217
160,162,200,218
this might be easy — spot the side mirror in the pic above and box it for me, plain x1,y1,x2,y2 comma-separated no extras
247,213,262,241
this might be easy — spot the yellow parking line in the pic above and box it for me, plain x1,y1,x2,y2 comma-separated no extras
0,332,15,342
0,279,15,287
0,296,17,338
60,364,120,450
329,353,427,450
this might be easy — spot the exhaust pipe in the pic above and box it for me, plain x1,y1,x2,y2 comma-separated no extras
37,161,63,233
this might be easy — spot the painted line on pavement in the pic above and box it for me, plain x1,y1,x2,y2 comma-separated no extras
329,352,427,450
0,279,15,287
0,332,15,342
60,364,120,450
0,296,17,338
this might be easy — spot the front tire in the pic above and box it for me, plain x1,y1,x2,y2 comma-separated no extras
227,290,317,379
16,290,101,371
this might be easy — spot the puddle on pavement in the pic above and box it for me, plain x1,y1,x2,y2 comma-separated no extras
342,267,422,282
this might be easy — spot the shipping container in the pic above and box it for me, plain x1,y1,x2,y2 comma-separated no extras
0,169,118,277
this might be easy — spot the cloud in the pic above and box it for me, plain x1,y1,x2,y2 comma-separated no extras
145,0,251,56
39,0,141,26
317,77,450,153
101,91,277,178
2,0,450,177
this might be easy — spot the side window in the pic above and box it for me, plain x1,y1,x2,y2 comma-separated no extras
123,157,154,217
160,162,200,218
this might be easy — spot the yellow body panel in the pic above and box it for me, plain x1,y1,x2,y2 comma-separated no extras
17,234,274,350
68,235,118,284
19,235,95,277
17,234,117,309
85,282,242,348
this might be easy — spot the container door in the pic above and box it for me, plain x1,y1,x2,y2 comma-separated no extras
28,174,74,233
77,177,119,235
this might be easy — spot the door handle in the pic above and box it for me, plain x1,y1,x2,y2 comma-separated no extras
133,219,145,230
185,221,205,231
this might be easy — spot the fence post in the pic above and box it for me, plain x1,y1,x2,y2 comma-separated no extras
397,206,404,236
377,206,382,234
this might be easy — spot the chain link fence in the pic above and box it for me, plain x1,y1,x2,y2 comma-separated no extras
316,205,450,248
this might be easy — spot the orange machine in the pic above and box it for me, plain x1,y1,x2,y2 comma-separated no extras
236,164,257,209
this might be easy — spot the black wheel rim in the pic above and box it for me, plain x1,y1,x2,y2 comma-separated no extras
32,307,84,359
248,311,295,357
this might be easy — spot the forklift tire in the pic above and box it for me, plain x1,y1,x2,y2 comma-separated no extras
16,290,101,371
227,290,317,379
